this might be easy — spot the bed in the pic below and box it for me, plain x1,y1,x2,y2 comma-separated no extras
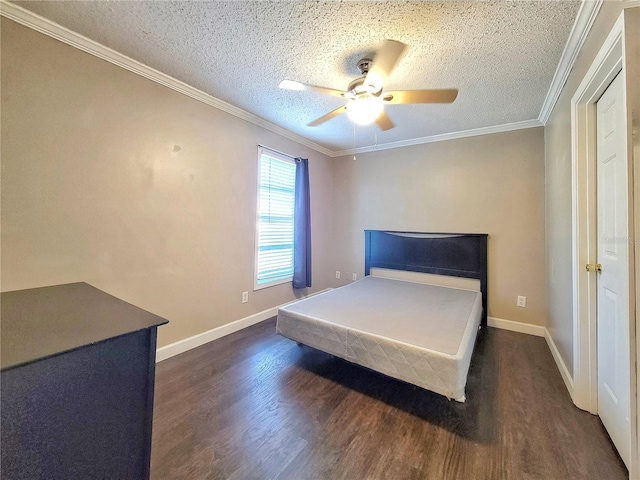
276,230,488,402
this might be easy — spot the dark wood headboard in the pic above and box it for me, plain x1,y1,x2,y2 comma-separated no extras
364,230,488,326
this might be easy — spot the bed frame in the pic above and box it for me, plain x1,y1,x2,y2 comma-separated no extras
364,230,488,326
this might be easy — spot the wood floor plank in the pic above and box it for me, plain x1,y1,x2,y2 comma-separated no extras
151,318,628,480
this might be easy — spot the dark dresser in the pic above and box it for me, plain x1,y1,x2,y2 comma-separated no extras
1,282,169,480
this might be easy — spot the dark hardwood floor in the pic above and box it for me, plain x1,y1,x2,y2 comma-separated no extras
151,318,627,479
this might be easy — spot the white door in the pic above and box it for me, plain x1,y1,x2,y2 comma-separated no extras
596,71,630,467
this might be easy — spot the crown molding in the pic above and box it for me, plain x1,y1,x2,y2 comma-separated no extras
538,0,603,125
332,119,543,157
0,0,579,158
0,0,336,158
625,0,640,7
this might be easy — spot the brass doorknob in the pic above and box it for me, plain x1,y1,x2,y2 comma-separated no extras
585,263,602,273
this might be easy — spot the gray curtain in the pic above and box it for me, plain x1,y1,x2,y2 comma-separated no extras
293,157,311,289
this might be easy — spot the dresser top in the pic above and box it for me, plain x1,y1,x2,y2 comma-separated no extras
1,282,169,370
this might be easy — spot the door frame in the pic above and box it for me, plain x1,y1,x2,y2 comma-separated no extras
571,10,637,473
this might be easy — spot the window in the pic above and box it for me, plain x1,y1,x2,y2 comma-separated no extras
254,147,296,289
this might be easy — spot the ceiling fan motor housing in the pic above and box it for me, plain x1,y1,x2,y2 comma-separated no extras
347,57,383,99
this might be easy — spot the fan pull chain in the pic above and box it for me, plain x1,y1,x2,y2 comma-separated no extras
353,123,357,161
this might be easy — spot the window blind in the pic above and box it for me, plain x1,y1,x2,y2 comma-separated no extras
255,150,296,287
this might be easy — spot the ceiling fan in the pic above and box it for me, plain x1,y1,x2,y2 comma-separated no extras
279,39,458,131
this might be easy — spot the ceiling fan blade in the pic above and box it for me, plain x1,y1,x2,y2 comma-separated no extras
383,89,459,104
279,80,345,98
308,105,347,127
364,39,407,92
375,111,394,131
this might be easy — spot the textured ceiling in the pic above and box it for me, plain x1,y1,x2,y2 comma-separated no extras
14,0,582,152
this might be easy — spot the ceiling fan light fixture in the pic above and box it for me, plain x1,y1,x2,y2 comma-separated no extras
346,95,384,125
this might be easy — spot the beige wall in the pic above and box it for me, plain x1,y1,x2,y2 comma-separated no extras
330,127,547,326
544,2,627,375
0,19,334,347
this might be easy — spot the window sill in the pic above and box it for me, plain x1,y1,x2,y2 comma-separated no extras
253,277,293,291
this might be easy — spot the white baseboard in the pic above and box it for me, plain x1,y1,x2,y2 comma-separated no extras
155,306,277,362
544,328,575,400
156,288,332,362
487,316,545,337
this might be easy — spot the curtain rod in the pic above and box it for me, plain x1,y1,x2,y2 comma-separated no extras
258,144,297,160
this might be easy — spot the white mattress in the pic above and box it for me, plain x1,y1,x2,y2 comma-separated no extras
276,276,482,401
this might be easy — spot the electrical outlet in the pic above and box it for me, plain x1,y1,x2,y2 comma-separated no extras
352,273,357,281
242,291,248,304
517,296,526,307
335,271,341,279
